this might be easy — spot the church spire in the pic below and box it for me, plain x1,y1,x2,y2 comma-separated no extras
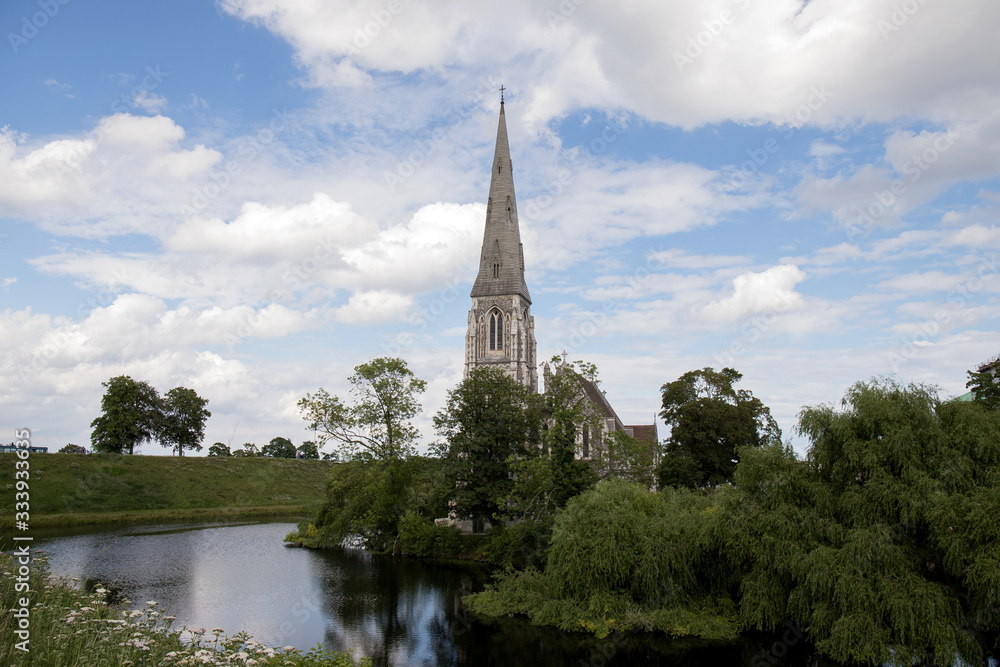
470,100,531,303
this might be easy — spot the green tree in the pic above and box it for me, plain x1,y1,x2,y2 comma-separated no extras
298,357,426,462
263,436,296,458
90,376,161,455
232,442,259,457
58,443,86,454
966,367,1000,409
729,378,1000,665
297,440,320,459
593,429,656,488
207,442,231,457
158,386,211,456
541,358,601,507
657,367,780,488
433,366,540,523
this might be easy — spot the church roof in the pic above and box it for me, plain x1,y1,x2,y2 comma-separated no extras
470,102,532,303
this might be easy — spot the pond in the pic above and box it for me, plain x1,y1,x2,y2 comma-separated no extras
22,519,850,666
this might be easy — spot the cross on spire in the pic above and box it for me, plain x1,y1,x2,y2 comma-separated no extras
499,85,505,104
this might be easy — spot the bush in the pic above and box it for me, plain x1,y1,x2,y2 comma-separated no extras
395,511,462,557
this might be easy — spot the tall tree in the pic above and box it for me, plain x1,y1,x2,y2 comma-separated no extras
433,366,540,523
541,358,602,507
207,442,231,457
298,357,427,462
263,436,296,458
657,367,780,488
158,386,211,456
90,376,161,455
297,440,320,459
966,367,1000,409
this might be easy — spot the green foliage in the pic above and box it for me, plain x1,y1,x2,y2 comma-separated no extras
263,436,296,458
466,480,738,640
207,442,231,457
158,386,211,456
433,366,540,522
90,375,161,455
58,443,86,454
297,440,320,459
966,367,1000,409
658,367,780,489
542,358,601,506
729,378,1000,665
395,511,463,557
309,456,450,553
233,443,259,457
593,429,656,488
482,518,552,571
299,357,426,462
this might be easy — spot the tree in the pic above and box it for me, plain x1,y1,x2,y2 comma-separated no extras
966,367,1000,409
433,366,541,523
593,429,656,488
297,441,319,459
657,367,780,488
541,358,601,507
232,443,259,457
728,378,1000,665
263,436,296,458
157,386,211,456
59,443,86,454
90,376,161,455
298,357,427,462
207,442,231,457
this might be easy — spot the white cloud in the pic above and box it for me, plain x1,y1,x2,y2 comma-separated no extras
703,264,806,321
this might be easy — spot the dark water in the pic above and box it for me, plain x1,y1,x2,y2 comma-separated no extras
17,520,844,666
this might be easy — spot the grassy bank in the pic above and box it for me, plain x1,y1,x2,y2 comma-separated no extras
0,453,334,530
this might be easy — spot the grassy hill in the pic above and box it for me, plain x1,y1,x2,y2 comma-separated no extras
0,453,335,529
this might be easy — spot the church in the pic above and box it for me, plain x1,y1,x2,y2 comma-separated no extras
462,95,658,460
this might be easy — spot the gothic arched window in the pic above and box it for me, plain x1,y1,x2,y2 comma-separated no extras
489,310,504,351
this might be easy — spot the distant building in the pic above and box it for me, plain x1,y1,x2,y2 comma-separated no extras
956,354,1000,402
0,444,48,453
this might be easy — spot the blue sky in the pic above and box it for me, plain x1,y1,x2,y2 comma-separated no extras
2,0,999,455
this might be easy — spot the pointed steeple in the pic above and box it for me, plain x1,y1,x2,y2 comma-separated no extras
470,102,531,303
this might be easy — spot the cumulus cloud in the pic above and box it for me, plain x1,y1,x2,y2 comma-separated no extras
221,0,1000,129
0,115,220,237
703,264,806,321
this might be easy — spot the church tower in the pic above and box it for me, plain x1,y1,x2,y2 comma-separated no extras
464,98,538,392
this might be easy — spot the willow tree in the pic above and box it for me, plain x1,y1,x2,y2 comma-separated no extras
729,378,1000,665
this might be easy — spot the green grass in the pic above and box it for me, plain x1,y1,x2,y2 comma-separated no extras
0,454,335,529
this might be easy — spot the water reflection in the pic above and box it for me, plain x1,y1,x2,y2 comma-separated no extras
27,520,845,667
